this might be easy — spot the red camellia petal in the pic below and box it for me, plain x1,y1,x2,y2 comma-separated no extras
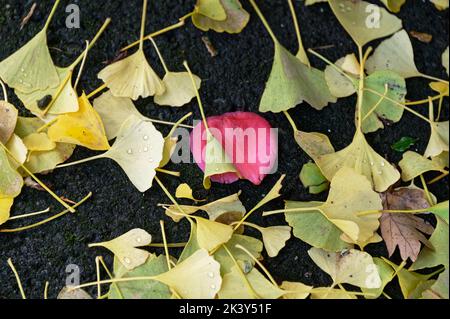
190,111,278,185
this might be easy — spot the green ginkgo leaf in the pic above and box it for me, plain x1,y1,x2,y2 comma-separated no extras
0,0,61,93
192,0,250,34
361,70,407,133
380,0,407,13
329,0,402,47
284,201,351,252
213,234,263,275
16,19,110,116
399,151,448,181
153,249,222,299
316,130,400,192
89,229,153,270
365,30,421,78
411,215,449,270
196,0,227,21
0,101,18,144
218,265,284,299
267,167,382,248
250,0,336,113
108,254,171,299
299,162,329,194
57,115,165,192
308,247,382,289
421,269,449,299
0,147,23,198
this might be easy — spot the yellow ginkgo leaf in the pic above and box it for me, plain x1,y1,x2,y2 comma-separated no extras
22,133,56,152
218,265,284,299
0,197,14,226
192,0,250,34
341,53,361,75
195,0,227,21
399,151,448,181
5,134,27,170
0,147,23,198
98,50,165,101
155,72,201,107
280,281,312,299
329,0,402,48
154,249,222,299
0,5,60,93
57,115,165,192
245,223,291,258
316,130,400,192
204,131,238,190
324,56,358,98
308,247,382,289
425,121,449,158
365,30,421,78
321,167,382,245
0,101,18,144
89,229,152,270
380,0,406,13
175,183,205,202
48,93,110,151
195,216,234,252
431,0,449,10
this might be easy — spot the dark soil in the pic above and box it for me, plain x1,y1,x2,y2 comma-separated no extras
0,0,448,299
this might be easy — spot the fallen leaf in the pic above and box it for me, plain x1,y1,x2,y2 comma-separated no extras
399,151,447,181
22,133,56,152
0,147,23,198
0,101,18,144
193,0,250,34
365,30,421,78
361,257,395,299
316,130,400,192
20,3,37,30
391,136,418,153
431,0,449,10
421,269,449,299
300,162,329,194
202,36,218,57
380,186,434,261
443,47,449,76
175,183,205,202
0,197,14,226
153,249,222,299
308,247,382,289
380,0,406,13
329,0,402,47
57,287,92,299
89,229,152,270
48,93,110,151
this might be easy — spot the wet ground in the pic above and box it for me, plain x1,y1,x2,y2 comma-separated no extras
0,0,448,299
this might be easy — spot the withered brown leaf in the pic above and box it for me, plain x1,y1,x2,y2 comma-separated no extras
380,187,434,262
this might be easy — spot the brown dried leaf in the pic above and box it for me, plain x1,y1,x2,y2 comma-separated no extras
380,187,434,262
201,36,218,57
409,31,433,43
20,3,37,30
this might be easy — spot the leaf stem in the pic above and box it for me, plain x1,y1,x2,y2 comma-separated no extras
419,174,434,205
148,37,170,75
97,256,123,299
41,70,73,116
248,0,278,44
420,73,449,84
308,49,357,84
8,207,51,221
428,171,449,184
183,61,209,132
405,93,447,106
95,256,101,298
121,15,190,52
139,0,149,51
357,206,433,217
44,282,49,299
43,0,61,32
156,168,181,177
0,142,75,212
287,0,309,66
283,111,299,133
363,88,432,124
168,112,193,137
7,258,26,299
86,84,107,99
0,193,92,233
74,41,90,90
362,84,388,122
263,206,322,217
56,154,104,169
0,78,8,102
160,220,172,270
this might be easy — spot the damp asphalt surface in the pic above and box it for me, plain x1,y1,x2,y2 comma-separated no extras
0,0,448,299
